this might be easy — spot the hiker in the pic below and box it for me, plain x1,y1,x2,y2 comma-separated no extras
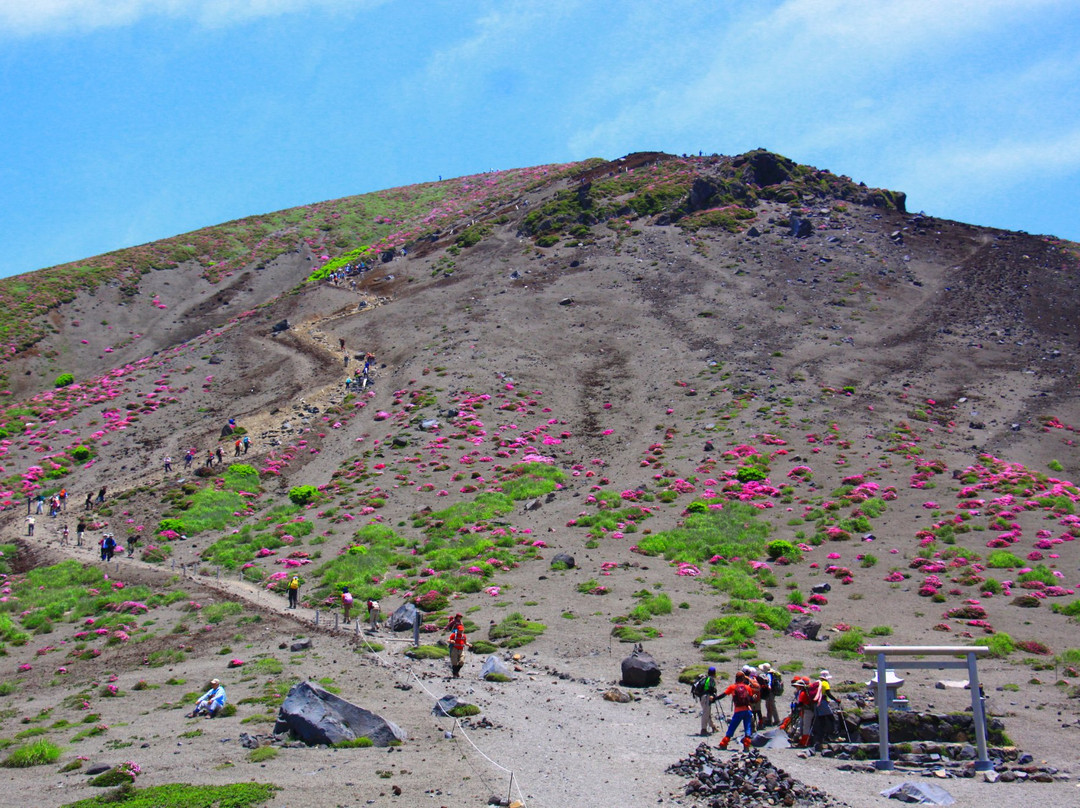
796,675,821,748
287,576,300,609
743,665,763,729
366,598,381,630
76,520,86,546
717,672,755,750
184,450,193,468
759,662,782,726
61,524,69,545
60,488,67,511
85,493,93,510
26,515,34,536
189,679,227,718
242,435,250,454
691,666,718,736
96,486,106,504
341,586,353,623
811,670,841,750
205,450,214,467
234,438,242,457
35,495,44,514
164,455,172,472
215,447,224,465
447,617,469,678
127,534,139,558
100,533,116,562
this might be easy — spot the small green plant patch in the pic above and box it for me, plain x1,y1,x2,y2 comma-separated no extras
1,738,61,768
60,782,280,807
488,612,545,648
247,746,277,763
405,645,449,660
334,737,373,748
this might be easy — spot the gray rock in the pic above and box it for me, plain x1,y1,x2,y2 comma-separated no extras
274,681,405,747
787,614,822,640
387,601,420,632
880,781,955,805
620,643,661,688
271,319,290,333
551,552,575,569
290,638,313,652
85,763,112,775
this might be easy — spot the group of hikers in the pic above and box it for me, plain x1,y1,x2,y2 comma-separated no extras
693,664,842,751
288,581,471,678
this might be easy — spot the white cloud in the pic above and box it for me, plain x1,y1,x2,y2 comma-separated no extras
0,0,386,36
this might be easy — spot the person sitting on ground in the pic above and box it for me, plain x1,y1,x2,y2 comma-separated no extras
189,679,227,718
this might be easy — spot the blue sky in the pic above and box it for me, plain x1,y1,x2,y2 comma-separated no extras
2,0,1079,278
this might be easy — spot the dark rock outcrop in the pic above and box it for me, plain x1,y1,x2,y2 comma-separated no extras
274,681,405,747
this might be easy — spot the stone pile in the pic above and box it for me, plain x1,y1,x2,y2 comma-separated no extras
668,743,838,807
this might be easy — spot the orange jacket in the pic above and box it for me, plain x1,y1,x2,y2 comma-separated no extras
449,626,467,649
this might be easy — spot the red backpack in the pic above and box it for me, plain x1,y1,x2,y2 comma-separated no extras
733,682,752,708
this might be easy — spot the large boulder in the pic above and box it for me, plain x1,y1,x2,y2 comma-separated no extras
274,681,405,747
387,602,420,632
787,615,822,641
620,644,661,688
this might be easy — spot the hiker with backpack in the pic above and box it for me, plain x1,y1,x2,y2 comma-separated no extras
742,665,763,729
759,662,783,726
716,672,756,750
811,670,841,750
691,667,718,736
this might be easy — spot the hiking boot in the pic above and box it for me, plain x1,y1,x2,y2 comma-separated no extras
718,736,730,749
742,737,753,751
797,734,811,748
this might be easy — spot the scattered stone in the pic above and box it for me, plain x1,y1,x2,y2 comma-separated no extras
290,638,313,652
668,743,836,806
558,297,574,306
603,688,632,703
85,763,112,776
271,319,290,333
274,681,406,747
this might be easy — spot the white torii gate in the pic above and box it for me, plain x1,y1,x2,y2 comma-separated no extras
863,645,992,772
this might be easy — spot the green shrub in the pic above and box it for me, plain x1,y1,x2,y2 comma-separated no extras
54,373,74,388
1052,599,1080,617
975,632,1015,658
1,739,61,768
828,628,865,657
70,446,92,462
868,626,893,636
765,540,800,561
986,550,1024,569
288,486,319,507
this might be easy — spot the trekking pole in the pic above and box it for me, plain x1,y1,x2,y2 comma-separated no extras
837,707,852,743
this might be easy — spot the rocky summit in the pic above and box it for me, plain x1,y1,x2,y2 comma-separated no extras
0,150,1078,808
